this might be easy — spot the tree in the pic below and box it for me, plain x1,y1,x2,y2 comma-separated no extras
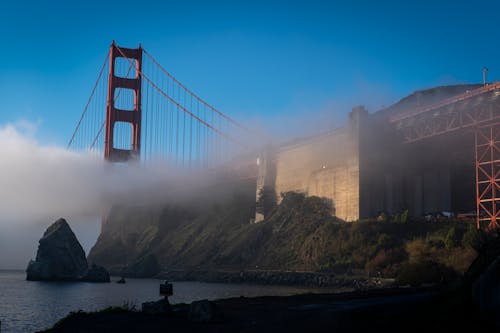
256,186,277,218
444,226,460,250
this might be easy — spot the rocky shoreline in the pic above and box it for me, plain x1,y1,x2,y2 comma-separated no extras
157,269,390,289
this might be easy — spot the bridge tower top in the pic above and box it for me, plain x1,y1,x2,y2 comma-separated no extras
104,41,143,162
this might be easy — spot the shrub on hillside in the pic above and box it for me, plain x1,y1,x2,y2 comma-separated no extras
461,223,481,249
365,248,407,277
392,209,409,223
396,261,458,286
444,226,461,249
272,192,334,225
406,239,440,263
376,233,400,251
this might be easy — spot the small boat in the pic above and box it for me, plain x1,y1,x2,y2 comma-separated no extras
116,277,126,284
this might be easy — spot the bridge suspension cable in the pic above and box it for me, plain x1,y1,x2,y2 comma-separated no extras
67,51,109,153
68,42,250,168
142,49,246,130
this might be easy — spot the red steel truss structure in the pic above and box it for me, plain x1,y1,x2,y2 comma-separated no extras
475,122,500,229
390,82,500,143
104,42,143,162
390,83,500,229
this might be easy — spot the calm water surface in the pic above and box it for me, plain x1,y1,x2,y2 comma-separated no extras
0,270,331,333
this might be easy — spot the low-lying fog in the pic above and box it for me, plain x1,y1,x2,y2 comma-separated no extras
0,98,354,269
0,121,247,269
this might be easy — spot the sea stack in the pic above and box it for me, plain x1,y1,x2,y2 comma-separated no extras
26,218,110,282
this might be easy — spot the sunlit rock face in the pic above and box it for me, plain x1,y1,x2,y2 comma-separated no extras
26,218,109,282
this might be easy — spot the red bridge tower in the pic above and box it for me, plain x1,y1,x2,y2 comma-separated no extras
104,41,143,162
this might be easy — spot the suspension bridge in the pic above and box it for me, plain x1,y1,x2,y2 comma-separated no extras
67,41,498,230
67,41,248,168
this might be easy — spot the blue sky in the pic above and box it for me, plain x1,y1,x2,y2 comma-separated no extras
1,0,499,145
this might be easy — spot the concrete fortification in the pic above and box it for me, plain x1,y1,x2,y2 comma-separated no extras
255,84,483,222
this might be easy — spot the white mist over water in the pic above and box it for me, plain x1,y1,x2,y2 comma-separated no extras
0,95,366,269
0,121,223,269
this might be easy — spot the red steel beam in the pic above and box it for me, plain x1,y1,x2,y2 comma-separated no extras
475,122,500,229
390,82,500,123
396,103,500,143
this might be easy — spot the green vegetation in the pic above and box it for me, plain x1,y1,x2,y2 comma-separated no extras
395,261,458,286
89,191,480,285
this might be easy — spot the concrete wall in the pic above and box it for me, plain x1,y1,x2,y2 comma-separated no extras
255,101,475,222
256,107,365,222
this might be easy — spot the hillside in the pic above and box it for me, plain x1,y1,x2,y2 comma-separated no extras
88,190,478,283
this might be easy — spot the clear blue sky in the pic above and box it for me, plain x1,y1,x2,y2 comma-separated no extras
1,0,499,145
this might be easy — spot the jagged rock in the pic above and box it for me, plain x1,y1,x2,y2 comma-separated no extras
27,218,88,281
26,218,110,282
141,298,171,314
123,254,160,278
188,300,216,322
84,264,111,282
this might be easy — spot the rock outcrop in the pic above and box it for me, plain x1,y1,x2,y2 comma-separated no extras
84,264,111,282
27,218,109,282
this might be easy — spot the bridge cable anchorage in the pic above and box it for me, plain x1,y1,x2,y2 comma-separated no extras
89,57,137,150
67,50,109,150
114,45,248,148
142,49,247,131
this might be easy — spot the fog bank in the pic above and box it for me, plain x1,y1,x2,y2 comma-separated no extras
0,122,238,269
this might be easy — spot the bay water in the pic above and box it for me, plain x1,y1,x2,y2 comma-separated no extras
0,270,331,333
